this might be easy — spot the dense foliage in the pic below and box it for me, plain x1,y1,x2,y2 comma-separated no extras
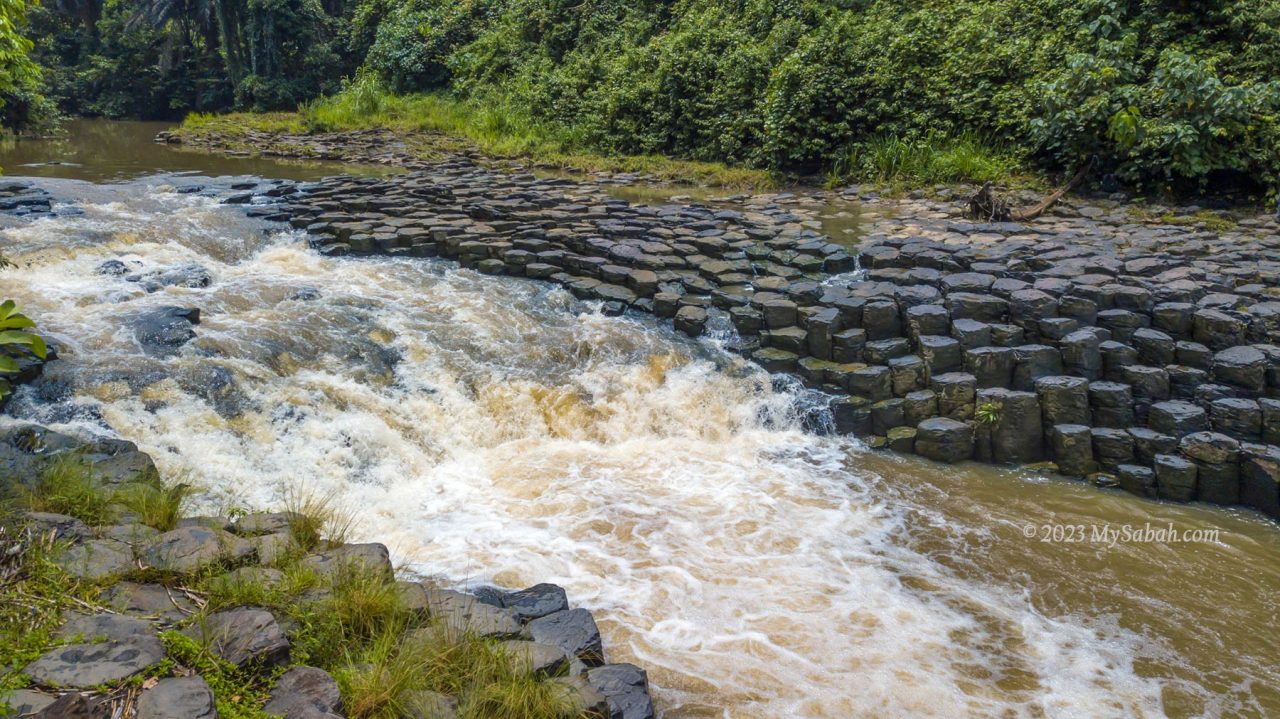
27,0,1280,192
0,0,47,129
29,0,358,117
346,0,1280,192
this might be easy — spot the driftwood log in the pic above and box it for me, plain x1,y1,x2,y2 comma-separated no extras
967,157,1096,222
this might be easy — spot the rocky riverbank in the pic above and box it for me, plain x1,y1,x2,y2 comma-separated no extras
154,126,1280,522
0,422,655,718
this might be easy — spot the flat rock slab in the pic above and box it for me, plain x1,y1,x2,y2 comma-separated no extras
24,634,165,688
58,612,158,643
103,582,195,623
1,689,56,715
424,590,521,638
232,511,301,536
54,539,133,581
527,608,604,667
142,526,253,573
185,608,289,667
136,677,216,719
301,543,392,580
263,665,342,718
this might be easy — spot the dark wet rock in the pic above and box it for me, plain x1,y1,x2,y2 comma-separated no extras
1050,424,1094,476
129,264,213,292
1011,345,1062,391
1154,454,1197,501
1129,427,1177,464
185,608,290,667
902,389,938,426
870,398,905,435
1088,381,1134,429
527,608,605,667
1091,427,1134,470
673,305,708,337
498,583,570,623
914,417,973,463
980,388,1043,464
1240,446,1280,518
965,346,1014,388
1060,329,1103,379
1210,398,1262,441
262,666,342,719
932,372,976,420
1035,376,1090,428
136,677,217,719
1116,464,1157,498
95,259,130,276
1193,309,1247,351
1212,345,1267,393
886,426,916,452
588,663,656,719
1180,432,1242,505
131,306,200,357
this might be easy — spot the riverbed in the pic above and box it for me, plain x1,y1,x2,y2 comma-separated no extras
1,121,1278,718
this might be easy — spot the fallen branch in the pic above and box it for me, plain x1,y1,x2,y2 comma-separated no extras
967,157,1096,222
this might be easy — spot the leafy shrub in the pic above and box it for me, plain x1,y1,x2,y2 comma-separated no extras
0,299,46,398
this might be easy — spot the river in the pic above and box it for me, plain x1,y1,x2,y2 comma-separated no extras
1,120,1278,718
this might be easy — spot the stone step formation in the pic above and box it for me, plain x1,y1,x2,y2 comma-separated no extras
0,424,656,719
227,159,1280,520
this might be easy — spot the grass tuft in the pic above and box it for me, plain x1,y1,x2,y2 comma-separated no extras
830,131,1032,189
281,487,356,551
115,481,193,531
18,455,117,526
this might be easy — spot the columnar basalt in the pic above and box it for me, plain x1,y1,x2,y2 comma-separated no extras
159,130,1280,519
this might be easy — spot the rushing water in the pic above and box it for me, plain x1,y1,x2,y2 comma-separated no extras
1,123,1279,718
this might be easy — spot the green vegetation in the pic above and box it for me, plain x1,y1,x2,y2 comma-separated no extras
13,454,187,530
0,0,47,130
36,0,1280,193
828,132,1030,189
346,0,1280,194
1,478,582,718
0,299,47,400
16,454,118,524
975,402,1002,426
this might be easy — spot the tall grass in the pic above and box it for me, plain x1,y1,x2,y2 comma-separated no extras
830,131,1027,188
18,455,118,526
181,76,775,190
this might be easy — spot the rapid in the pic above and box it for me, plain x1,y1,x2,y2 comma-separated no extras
1,123,1278,718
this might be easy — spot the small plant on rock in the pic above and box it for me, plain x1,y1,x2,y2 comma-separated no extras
975,402,1002,426
0,299,48,399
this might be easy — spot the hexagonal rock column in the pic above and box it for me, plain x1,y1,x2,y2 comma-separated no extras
1179,432,1242,505
914,418,974,463
978,388,1044,464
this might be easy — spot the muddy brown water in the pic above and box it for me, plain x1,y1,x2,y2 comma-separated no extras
0,121,1277,718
